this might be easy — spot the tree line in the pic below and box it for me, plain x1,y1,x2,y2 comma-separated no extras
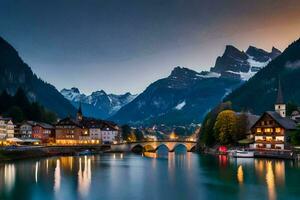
197,102,249,148
0,88,57,123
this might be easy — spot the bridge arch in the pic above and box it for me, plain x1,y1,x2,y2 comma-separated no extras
172,143,188,152
155,144,170,152
131,144,144,153
143,144,156,152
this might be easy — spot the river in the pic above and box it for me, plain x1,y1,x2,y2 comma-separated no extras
0,148,300,200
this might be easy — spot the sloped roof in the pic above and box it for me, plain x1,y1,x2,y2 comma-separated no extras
236,112,259,131
56,117,82,127
34,122,54,129
266,111,296,130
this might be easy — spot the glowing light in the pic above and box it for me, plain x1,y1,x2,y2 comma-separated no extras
237,165,244,184
4,164,16,192
54,159,61,193
169,132,178,140
266,161,276,200
78,156,91,197
35,162,39,183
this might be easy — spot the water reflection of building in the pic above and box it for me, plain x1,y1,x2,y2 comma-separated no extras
254,159,286,200
237,165,244,184
78,156,91,198
54,159,61,193
4,164,16,192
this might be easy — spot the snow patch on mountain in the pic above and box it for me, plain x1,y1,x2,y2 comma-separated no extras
61,88,137,118
175,101,186,110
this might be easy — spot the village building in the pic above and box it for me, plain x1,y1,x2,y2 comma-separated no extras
0,117,15,145
55,117,89,145
291,110,300,123
16,121,36,138
251,81,296,150
55,104,119,145
32,122,55,143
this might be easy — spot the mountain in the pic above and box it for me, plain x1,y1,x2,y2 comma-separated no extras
60,88,137,119
224,38,300,114
110,67,241,125
111,44,281,126
211,45,281,80
0,36,76,117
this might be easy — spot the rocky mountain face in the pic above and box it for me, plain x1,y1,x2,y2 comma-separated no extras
211,45,281,80
60,88,137,119
0,36,76,117
110,67,241,125
225,38,300,114
111,45,281,126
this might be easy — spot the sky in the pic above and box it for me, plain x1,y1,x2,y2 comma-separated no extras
0,0,300,95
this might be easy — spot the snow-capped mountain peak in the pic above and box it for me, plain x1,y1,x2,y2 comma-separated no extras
60,88,137,119
210,45,281,80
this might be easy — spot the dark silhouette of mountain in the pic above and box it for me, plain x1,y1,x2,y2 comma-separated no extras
225,38,300,114
0,36,76,117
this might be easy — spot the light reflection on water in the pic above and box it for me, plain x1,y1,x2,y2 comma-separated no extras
4,164,15,192
78,156,92,198
54,159,60,194
0,153,299,200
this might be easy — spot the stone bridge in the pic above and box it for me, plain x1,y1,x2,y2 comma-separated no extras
110,141,197,152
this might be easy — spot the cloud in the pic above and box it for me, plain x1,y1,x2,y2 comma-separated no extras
285,60,300,70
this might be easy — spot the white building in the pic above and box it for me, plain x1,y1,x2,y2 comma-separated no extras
0,117,15,139
101,125,119,144
18,121,35,138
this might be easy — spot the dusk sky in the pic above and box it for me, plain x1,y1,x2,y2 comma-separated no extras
0,0,300,94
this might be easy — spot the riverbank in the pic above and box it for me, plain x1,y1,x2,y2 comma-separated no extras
200,146,298,160
0,145,111,162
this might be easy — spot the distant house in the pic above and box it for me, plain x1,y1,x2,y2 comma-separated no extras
0,117,14,143
17,121,36,138
251,81,296,150
291,110,300,123
55,104,120,145
55,117,87,145
32,122,55,143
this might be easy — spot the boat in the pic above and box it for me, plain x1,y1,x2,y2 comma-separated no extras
234,150,254,158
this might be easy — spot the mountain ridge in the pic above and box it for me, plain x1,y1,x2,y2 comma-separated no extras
224,38,300,114
0,36,76,117
60,87,137,119
110,44,281,125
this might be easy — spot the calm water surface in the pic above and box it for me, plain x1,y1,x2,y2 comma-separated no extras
1,148,300,200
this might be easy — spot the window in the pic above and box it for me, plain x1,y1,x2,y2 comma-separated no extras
261,121,265,126
257,128,262,133
275,128,281,133
264,128,273,133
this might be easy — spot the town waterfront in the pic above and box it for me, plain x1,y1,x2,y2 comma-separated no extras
1,149,300,200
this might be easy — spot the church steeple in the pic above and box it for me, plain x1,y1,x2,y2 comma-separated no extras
276,79,284,104
275,79,286,117
77,102,83,121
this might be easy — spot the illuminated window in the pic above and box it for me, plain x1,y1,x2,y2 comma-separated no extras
264,128,273,133
257,128,262,133
275,128,281,133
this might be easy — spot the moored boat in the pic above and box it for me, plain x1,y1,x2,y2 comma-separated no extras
234,150,254,158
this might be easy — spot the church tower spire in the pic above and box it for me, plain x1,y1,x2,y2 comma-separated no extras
77,102,83,121
275,79,286,117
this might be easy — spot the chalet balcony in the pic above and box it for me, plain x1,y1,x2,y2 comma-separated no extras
255,139,284,144
254,132,284,136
